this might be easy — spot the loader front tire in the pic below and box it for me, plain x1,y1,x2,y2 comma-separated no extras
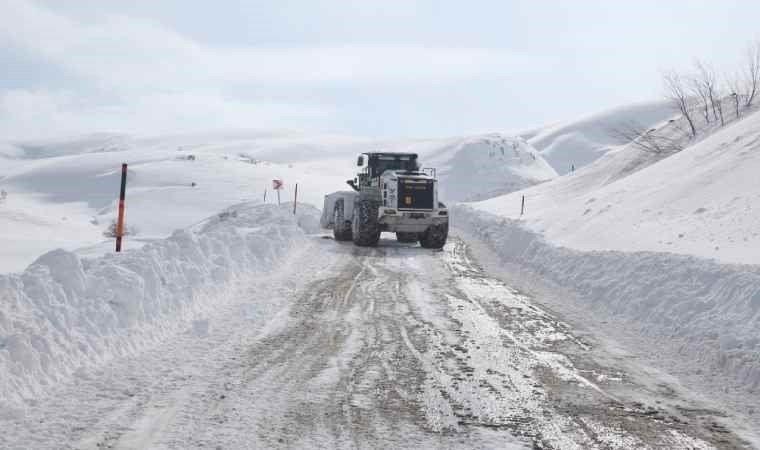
352,200,380,247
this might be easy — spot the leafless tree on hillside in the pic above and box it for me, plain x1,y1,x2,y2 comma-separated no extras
607,121,684,155
663,71,697,138
690,74,712,124
715,93,726,126
693,60,724,126
745,41,760,107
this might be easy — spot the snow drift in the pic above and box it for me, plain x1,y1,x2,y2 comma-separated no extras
0,203,319,412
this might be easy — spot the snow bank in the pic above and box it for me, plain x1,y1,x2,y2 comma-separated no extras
453,206,760,407
0,203,317,412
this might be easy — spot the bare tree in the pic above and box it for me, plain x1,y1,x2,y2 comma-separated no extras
607,121,685,155
690,74,712,123
715,93,726,126
663,71,697,138
694,60,724,126
745,41,760,107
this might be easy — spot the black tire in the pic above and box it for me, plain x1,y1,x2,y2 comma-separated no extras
419,222,448,249
396,232,418,243
333,199,352,241
352,200,380,247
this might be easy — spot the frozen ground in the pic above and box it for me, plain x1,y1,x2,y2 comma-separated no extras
2,232,753,449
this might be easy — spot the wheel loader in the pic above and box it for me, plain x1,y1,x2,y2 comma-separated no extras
320,152,449,248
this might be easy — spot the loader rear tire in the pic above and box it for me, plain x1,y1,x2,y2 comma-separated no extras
333,199,352,241
419,222,448,249
352,200,380,247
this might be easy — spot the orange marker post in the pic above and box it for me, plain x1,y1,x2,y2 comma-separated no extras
115,163,128,252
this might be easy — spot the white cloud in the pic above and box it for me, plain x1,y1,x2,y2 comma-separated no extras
0,89,333,140
0,0,539,90
0,0,540,139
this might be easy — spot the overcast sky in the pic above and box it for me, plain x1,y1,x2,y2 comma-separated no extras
1,0,759,140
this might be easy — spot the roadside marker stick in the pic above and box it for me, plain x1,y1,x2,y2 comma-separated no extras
293,183,298,215
115,163,128,252
264,187,267,203
520,195,525,216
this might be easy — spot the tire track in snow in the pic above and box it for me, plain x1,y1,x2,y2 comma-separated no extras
417,237,751,449
4,235,753,449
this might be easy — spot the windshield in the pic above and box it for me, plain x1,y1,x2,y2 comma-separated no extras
370,155,419,176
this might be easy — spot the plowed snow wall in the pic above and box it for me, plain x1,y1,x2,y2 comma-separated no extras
453,205,760,401
0,204,316,412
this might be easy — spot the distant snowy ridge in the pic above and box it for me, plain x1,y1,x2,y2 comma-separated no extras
423,133,558,202
453,206,760,417
0,204,319,412
530,101,675,174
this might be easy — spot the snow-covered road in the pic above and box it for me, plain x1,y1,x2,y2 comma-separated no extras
2,236,752,449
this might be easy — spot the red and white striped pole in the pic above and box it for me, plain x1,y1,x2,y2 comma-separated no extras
115,163,128,252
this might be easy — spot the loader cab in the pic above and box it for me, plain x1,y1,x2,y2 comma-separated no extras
358,152,420,179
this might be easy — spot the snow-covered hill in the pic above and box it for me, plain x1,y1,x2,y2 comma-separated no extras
474,108,760,265
0,138,332,272
529,101,675,174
